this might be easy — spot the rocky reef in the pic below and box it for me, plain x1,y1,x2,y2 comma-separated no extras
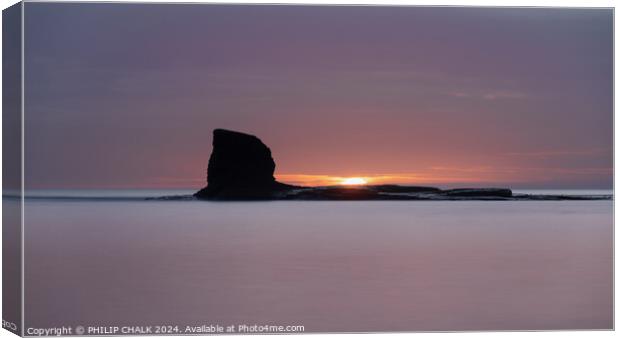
193,129,611,201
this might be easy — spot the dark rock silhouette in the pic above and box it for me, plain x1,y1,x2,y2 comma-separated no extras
291,187,381,200
195,129,296,199
192,129,611,201
441,188,512,198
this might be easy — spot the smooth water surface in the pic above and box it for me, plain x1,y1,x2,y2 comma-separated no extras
24,199,612,332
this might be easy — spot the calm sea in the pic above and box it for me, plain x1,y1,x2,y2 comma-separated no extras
12,189,613,332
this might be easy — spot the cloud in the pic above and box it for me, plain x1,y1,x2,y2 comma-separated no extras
482,90,526,100
450,89,526,100
503,148,609,158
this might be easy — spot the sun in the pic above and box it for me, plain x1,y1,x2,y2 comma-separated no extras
340,177,368,186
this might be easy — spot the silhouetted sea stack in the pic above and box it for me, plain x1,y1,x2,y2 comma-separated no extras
192,129,611,201
194,129,296,199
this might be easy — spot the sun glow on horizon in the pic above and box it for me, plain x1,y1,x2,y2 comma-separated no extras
275,164,604,188
340,177,368,186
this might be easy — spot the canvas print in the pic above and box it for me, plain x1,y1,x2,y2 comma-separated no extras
2,2,613,336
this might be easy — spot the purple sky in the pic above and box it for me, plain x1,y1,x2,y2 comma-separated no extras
23,4,612,189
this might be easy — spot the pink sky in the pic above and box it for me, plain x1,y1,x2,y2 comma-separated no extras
22,4,612,189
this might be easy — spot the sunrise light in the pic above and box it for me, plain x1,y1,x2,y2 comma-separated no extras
340,177,368,186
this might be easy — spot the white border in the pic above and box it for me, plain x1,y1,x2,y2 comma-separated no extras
20,1,24,337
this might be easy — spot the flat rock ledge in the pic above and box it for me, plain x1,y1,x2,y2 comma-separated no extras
155,185,611,201
215,185,611,201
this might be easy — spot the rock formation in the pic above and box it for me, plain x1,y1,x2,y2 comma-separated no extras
194,129,296,199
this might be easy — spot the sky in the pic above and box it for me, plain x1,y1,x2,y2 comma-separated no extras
22,4,613,189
